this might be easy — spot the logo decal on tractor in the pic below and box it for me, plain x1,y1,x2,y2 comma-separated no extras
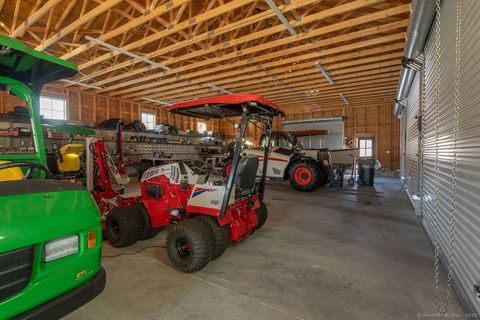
192,187,215,198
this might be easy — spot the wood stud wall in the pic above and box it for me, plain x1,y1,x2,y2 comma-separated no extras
0,87,222,133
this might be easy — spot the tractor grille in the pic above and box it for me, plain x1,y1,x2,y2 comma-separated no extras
0,246,34,302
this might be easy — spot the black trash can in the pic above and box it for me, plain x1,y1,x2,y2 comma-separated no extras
358,159,376,186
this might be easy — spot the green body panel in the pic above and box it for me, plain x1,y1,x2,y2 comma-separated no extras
0,76,46,165
0,186,102,319
0,37,104,318
0,35,77,94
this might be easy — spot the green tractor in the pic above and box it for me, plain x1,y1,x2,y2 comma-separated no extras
0,35,105,319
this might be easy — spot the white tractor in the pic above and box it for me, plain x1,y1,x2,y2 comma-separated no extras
223,131,330,192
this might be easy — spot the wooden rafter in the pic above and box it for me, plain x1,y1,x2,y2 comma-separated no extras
0,0,412,116
35,0,123,51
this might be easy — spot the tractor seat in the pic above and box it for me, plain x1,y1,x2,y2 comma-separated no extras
0,161,24,181
57,144,84,173
234,156,259,191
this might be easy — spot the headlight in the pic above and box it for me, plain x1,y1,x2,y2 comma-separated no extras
44,235,79,262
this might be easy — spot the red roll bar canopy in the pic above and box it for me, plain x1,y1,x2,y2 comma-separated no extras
169,94,285,119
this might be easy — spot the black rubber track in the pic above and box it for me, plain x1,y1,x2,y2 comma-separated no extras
167,219,214,273
106,205,143,248
195,216,230,260
137,204,160,241
288,160,321,192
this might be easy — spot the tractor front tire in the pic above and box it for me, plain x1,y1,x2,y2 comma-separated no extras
196,216,230,260
289,160,321,192
167,219,213,273
106,206,143,248
137,204,160,240
254,201,268,230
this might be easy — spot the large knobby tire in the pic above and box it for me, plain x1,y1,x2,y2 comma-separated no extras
222,159,233,178
106,206,143,248
195,216,230,260
254,201,268,230
289,160,321,192
137,204,160,240
167,219,214,273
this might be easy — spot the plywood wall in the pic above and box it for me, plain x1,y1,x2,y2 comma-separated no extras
0,85,222,132
0,88,399,170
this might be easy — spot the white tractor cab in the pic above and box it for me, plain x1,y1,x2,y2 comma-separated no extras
223,131,354,192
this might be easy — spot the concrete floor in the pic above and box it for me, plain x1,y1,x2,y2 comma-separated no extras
66,177,466,320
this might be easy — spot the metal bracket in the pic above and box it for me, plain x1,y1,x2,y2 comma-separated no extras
474,285,480,302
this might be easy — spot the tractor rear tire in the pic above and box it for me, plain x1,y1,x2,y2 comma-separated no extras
289,160,321,192
137,204,160,240
167,219,213,273
196,216,230,260
222,159,233,178
106,206,143,248
254,201,268,230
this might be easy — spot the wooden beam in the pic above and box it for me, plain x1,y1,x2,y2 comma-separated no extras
85,0,382,85
55,0,79,30
101,7,409,95
114,23,407,99
75,0,320,82
35,0,123,51
145,44,404,101
78,0,257,70
61,0,191,60
11,0,21,32
10,0,63,38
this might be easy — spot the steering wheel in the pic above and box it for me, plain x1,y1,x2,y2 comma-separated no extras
0,162,53,180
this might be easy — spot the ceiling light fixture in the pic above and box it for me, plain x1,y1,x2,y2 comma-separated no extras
207,83,232,94
315,62,334,85
264,0,297,36
85,36,170,71
142,97,172,106
60,79,103,90
340,93,350,105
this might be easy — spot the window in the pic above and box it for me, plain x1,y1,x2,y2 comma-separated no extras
141,112,156,129
40,96,67,120
197,122,207,134
358,138,374,157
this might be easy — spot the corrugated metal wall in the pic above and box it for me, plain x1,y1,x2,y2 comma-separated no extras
402,0,480,312
400,111,407,179
405,75,421,196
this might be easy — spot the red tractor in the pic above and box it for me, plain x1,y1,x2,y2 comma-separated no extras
93,94,283,272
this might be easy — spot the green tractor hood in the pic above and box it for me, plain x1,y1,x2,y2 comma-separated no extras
0,35,77,94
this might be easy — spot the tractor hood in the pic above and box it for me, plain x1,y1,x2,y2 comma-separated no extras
0,35,77,94
0,180,100,251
